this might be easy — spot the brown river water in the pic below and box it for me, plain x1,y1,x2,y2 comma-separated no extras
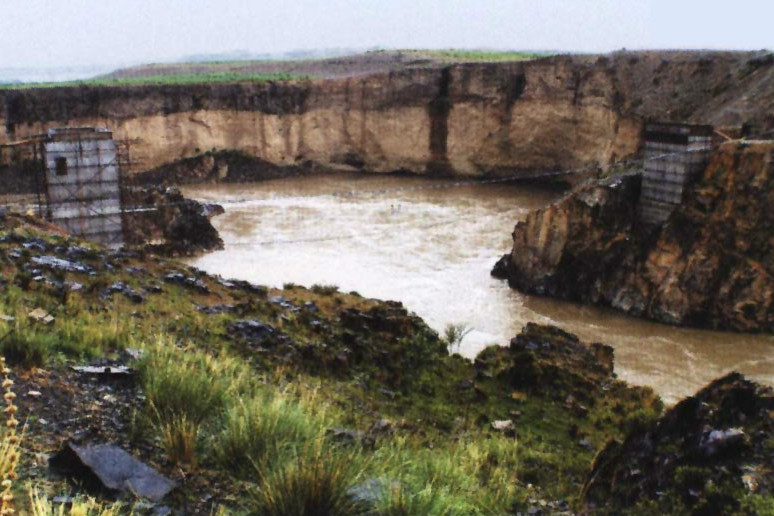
183,173,774,404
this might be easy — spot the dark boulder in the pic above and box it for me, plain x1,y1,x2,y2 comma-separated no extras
581,373,774,515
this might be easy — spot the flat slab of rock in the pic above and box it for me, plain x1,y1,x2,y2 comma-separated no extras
71,365,132,376
50,443,175,501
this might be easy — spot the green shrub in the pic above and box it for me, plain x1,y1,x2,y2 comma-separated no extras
620,407,660,434
739,494,774,516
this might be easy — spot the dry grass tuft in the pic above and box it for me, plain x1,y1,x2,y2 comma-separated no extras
0,356,19,516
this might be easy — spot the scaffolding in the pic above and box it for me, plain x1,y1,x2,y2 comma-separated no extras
639,122,714,226
0,127,135,246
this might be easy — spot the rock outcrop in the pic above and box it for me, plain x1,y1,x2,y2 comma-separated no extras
122,187,224,255
476,323,659,411
581,372,774,515
494,142,774,332
2,51,773,181
491,172,643,299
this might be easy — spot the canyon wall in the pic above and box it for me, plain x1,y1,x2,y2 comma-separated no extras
494,142,774,332
2,52,771,178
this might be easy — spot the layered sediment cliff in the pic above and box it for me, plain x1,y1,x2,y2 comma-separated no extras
2,51,772,179
494,142,774,332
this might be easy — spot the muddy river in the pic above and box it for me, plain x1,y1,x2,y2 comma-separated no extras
184,174,774,404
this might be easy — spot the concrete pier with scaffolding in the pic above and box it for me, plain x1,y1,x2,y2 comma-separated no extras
42,128,125,246
639,122,714,226
0,127,128,246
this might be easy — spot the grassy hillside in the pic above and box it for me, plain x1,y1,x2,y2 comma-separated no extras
396,49,550,62
0,213,660,515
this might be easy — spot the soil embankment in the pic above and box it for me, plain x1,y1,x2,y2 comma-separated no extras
2,51,773,182
494,142,774,332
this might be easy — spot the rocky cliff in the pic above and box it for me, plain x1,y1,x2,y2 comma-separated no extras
493,142,774,332
2,51,772,180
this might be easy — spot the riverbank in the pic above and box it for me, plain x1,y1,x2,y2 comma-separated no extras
2,211,772,515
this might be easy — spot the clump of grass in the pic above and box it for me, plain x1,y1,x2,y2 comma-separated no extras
158,414,199,467
137,339,255,465
55,310,132,358
394,333,446,390
0,330,52,369
27,487,125,516
0,356,20,515
0,72,307,90
215,394,326,478
442,323,472,355
15,272,32,291
376,484,456,516
249,443,369,516
368,436,524,515
138,341,251,424
0,291,134,368
310,285,339,296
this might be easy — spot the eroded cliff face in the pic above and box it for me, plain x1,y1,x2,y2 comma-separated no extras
0,60,629,177
5,51,770,179
494,143,774,332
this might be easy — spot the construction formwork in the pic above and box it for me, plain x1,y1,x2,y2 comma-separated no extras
41,128,125,246
639,122,713,226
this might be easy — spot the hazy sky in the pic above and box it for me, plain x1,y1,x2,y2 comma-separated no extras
1,0,771,69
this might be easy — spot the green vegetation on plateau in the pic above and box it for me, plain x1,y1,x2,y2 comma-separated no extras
395,49,551,62
0,49,550,91
0,72,306,90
